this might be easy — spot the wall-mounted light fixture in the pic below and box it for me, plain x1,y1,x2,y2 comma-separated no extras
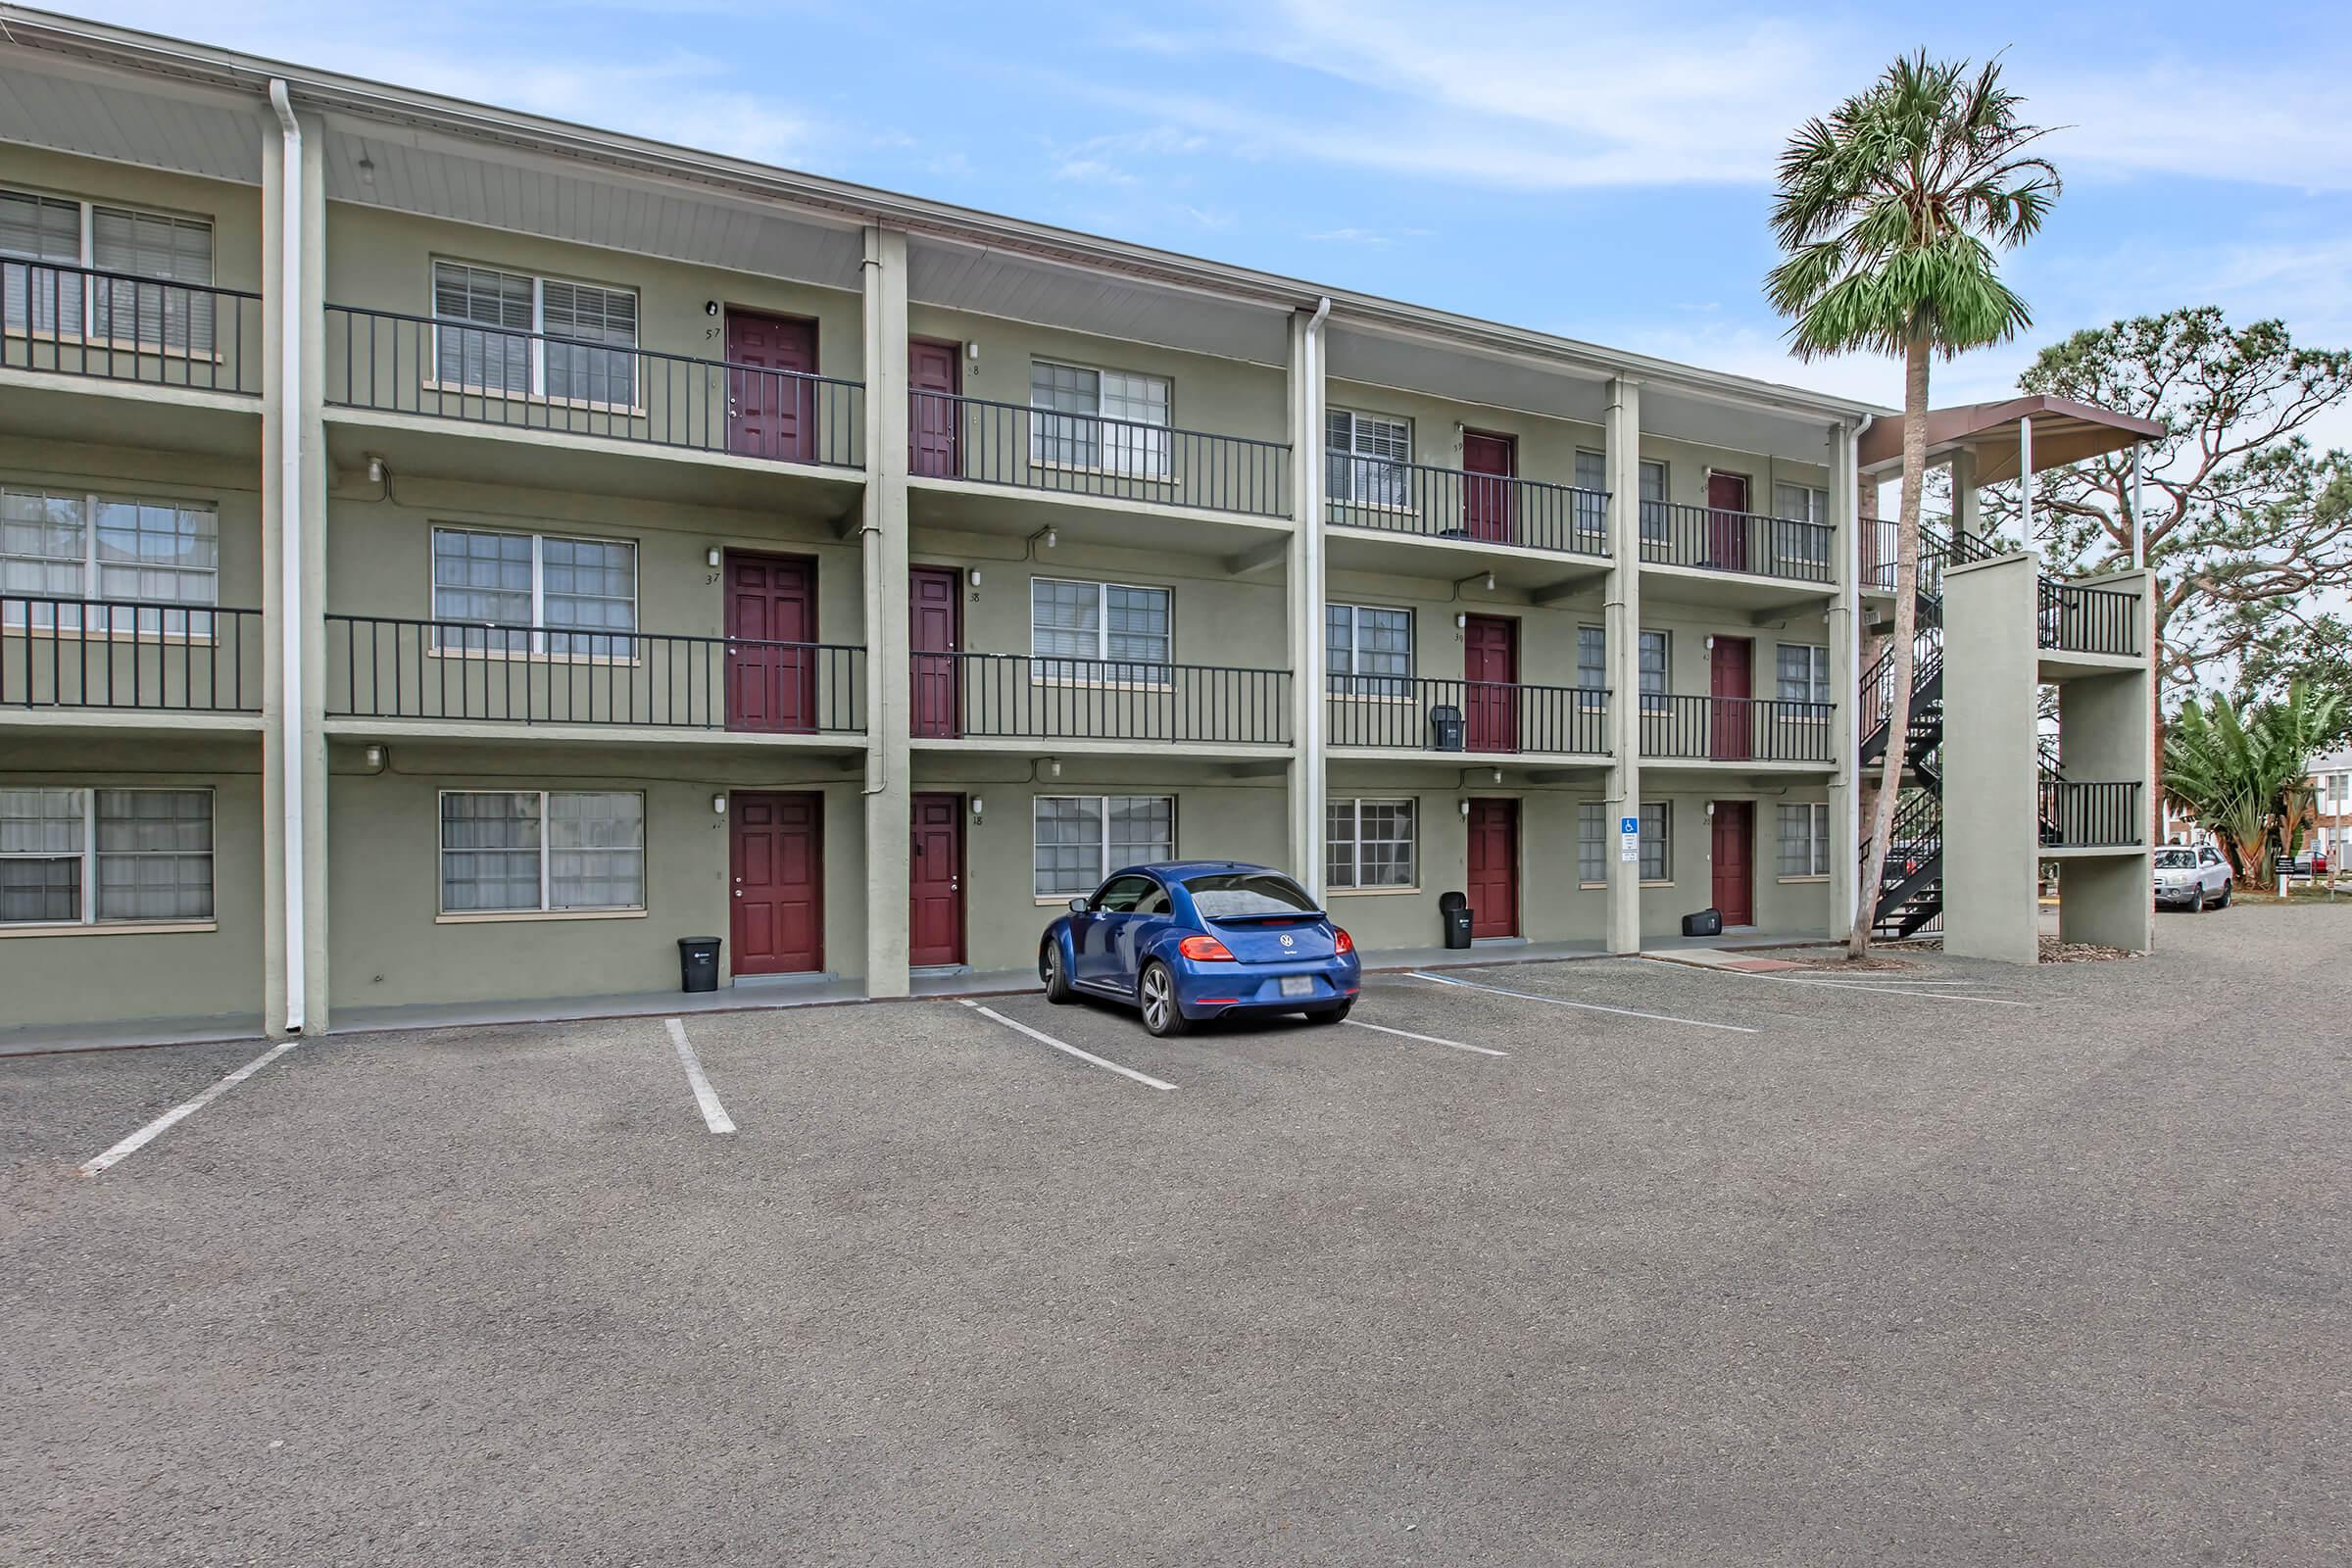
966,341,980,367
1704,634,1716,650
967,568,982,587
1047,758,1063,779
1458,799,1470,818
364,745,384,768
706,546,722,568
711,794,728,815
1485,572,1495,592
1045,528,1058,549
971,797,985,821
1454,612,1468,629
356,154,375,188
705,300,720,318
365,455,384,484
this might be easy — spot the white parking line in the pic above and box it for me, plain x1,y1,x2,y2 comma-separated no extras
1644,963,2030,1006
1343,1018,1507,1057
80,1040,299,1175
1407,971,1759,1033
663,1017,736,1134
956,1000,1177,1091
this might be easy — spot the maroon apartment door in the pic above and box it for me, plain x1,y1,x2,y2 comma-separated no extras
1461,430,1516,544
1708,636,1752,760
908,793,966,966
1466,798,1520,939
908,339,961,477
726,310,818,462
1706,470,1750,571
725,552,817,733
1463,613,1519,753
732,792,823,975
1710,802,1754,926
908,565,962,739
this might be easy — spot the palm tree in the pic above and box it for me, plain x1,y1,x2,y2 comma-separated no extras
2165,682,2343,886
1767,50,2061,958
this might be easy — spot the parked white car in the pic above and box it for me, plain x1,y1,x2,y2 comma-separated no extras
2153,846,2232,910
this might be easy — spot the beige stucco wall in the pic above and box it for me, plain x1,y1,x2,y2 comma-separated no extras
3,146,265,290
0,739,266,1030
326,746,871,1010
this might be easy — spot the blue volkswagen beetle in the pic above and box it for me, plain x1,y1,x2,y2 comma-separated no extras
1039,860,1361,1037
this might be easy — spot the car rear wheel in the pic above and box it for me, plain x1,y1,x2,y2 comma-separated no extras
1138,961,1189,1038
2191,885,2208,912
1041,941,1074,1004
2217,880,2231,907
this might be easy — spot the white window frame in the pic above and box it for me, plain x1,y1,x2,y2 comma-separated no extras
1027,358,1173,478
1577,801,1607,886
1326,602,1414,697
1028,575,1172,684
1779,802,1832,879
1031,794,1177,900
435,788,647,919
1775,643,1833,708
1773,481,1834,566
1575,624,1608,709
1,486,220,633
427,524,639,660
0,785,216,931
1640,802,1670,884
1639,628,1671,714
1,186,216,351
427,258,641,409
1326,407,1414,511
1327,796,1418,893
1638,459,1671,544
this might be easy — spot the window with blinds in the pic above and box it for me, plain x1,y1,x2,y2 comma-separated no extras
1779,803,1831,877
1775,644,1831,705
1326,604,1412,696
540,278,639,406
1326,408,1411,509
429,526,637,657
1028,360,1173,475
1029,577,1170,680
1033,795,1175,896
1327,798,1416,890
2,190,215,352
432,262,535,395
0,787,214,927
1639,460,1670,543
439,790,645,914
1,487,219,631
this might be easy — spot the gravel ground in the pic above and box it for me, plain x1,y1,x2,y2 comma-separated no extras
3,903,2347,1566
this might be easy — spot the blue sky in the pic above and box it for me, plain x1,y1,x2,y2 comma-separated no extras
50,0,2352,424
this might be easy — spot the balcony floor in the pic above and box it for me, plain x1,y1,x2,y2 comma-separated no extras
1638,561,1838,615
911,735,1293,764
322,716,866,757
1323,524,1610,596
0,709,264,739
322,411,865,516
0,368,260,459
907,476,1292,563
1640,757,1840,777
2037,650,2144,682
1327,746,1607,776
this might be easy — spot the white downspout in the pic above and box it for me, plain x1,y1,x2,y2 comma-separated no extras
1298,297,1330,900
270,79,307,1033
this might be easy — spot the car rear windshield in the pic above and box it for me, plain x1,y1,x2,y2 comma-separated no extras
1183,872,1319,918
2153,850,2197,868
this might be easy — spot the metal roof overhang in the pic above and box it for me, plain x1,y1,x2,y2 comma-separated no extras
1856,395,2163,481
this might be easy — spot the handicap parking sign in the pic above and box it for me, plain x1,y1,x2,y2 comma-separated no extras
1619,816,1640,835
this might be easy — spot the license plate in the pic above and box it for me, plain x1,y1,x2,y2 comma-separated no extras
1280,975,1315,998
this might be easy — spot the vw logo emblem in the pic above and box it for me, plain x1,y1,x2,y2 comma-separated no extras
1280,934,1295,948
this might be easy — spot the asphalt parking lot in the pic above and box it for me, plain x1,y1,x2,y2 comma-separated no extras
5,905,2348,1566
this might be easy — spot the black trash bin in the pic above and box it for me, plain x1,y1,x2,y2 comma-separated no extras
1680,908,1723,938
1438,891,1474,949
677,936,722,993
1428,704,1465,752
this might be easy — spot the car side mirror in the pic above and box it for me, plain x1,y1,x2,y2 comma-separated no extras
1068,897,1089,913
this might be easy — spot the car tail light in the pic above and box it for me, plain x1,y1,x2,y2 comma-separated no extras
1334,928,1354,955
1179,934,1236,961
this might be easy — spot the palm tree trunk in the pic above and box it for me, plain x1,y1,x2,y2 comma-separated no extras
1850,331,1931,959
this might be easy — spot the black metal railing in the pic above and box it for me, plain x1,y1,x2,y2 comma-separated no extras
1859,624,1943,760
1323,452,1608,557
1324,677,1608,756
909,651,1289,744
906,389,1291,518
1641,501,1834,581
2038,579,2141,658
326,614,865,732
3,260,262,396
2039,779,2143,848
323,306,865,467
1640,695,1836,761
3,597,262,711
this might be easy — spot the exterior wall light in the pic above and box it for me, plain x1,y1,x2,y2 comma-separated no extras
1459,799,1470,817
971,797,984,821
711,794,728,814
967,568,982,587
706,546,722,568
1454,612,1468,629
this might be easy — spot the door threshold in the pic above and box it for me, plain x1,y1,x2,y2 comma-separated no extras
909,963,970,977
1471,936,1529,947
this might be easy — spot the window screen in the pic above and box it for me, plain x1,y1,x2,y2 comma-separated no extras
1779,803,1831,877
0,189,84,335
0,787,212,925
90,206,215,353
1327,409,1411,508
433,262,534,394
1776,645,1830,705
540,278,638,407
1328,798,1415,889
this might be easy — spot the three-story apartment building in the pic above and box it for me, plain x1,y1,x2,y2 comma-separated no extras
1,13,1892,1041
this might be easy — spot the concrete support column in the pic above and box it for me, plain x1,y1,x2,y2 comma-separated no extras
1939,552,2041,964
1825,419,1860,940
261,96,328,1036
1602,376,1642,955
2054,567,2157,955
1949,448,1981,544
860,225,912,998
1286,304,1330,900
